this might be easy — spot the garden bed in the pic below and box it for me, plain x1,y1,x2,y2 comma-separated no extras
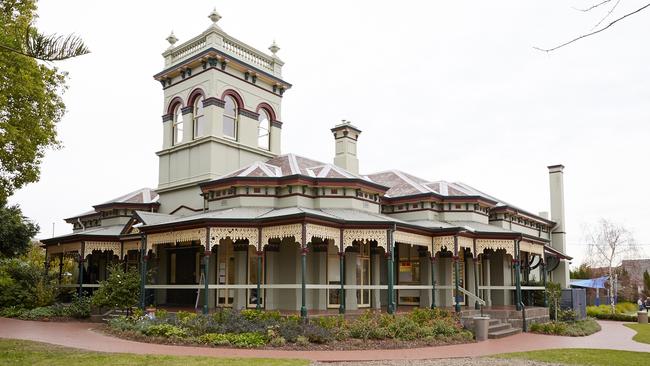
586,303,638,322
529,318,601,336
102,308,475,350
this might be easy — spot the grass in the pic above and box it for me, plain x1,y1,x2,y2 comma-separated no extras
624,323,650,344
495,348,649,366
0,339,309,366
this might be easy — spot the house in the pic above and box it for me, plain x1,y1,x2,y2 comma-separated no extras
41,9,571,316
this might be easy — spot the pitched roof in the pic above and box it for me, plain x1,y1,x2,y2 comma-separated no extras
219,153,362,180
66,188,159,220
364,170,437,197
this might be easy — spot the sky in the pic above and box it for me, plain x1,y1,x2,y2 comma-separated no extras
9,0,650,267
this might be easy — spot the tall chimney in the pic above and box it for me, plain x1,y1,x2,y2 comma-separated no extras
548,164,570,288
331,121,361,174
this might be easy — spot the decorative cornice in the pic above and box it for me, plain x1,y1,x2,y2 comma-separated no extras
270,120,283,128
203,97,225,108
181,106,193,115
239,109,259,119
162,114,173,122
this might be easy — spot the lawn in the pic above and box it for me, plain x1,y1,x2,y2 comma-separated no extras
0,339,308,366
624,323,650,344
495,348,649,366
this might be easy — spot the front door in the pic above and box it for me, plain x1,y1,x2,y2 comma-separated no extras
397,243,421,305
327,241,341,308
216,241,235,307
167,246,199,306
356,242,370,308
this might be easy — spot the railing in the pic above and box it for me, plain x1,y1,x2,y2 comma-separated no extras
170,36,207,61
458,286,486,306
222,38,274,72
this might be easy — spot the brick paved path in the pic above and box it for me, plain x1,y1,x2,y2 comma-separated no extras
0,318,648,362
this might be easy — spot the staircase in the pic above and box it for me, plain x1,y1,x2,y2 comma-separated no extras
486,318,521,339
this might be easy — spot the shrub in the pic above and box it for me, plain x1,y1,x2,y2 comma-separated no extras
144,324,188,338
558,309,577,322
64,293,91,318
269,336,286,347
302,323,333,344
240,309,282,322
90,264,140,313
530,319,601,337
348,312,378,340
175,311,198,324
226,332,267,348
155,309,169,320
199,333,230,346
295,335,310,346
386,315,419,340
0,258,57,309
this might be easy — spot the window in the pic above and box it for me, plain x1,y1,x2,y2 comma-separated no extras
172,105,184,145
223,96,237,139
257,109,270,149
193,96,205,138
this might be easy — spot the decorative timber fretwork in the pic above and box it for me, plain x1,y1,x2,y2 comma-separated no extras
261,224,302,246
458,236,474,252
433,236,454,254
83,241,121,258
519,240,544,256
148,228,207,251
394,231,431,248
122,240,141,257
343,229,387,250
476,239,515,258
46,242,81,256
210,227,259,249
305,224,339,247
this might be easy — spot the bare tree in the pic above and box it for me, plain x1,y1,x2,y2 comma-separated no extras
584,219,638,312
535,0,650,52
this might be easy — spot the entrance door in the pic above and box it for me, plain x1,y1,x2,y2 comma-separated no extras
397,243,421,305
451,255,466,305
216,241,235,307
356,242,370,308
167,246,199,306
327,241,341,308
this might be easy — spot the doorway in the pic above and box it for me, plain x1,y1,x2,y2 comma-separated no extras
167,246,200,306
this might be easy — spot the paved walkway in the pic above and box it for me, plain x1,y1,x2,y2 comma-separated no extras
0,318,648,362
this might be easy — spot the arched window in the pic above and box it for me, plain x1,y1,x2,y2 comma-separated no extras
172,105,183,145
257,109,270,150
193,96,205,138
223,96,237,139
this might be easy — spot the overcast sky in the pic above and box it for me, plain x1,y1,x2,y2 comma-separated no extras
10,0,650,266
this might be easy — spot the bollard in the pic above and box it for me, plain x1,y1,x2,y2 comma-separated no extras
473,316,490,342
638,311,648,324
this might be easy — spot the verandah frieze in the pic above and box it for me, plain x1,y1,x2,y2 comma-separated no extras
476,238,515,258
519,240,544,256
433,236,454,254
305,224,339,247
343,229,387,250
261,224,302,246
147,228,207,252
210,227,259,249
83,241,121,258
394,231,430,249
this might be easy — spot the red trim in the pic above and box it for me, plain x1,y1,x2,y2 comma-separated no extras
187,88,206,107
221,89,245,109
256,102,277,121
167,96,184,115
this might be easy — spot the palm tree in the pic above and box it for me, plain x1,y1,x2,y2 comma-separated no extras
0,27,89,61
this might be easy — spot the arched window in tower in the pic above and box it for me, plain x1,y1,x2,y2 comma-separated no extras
193,96,205,138
223,96,237,139
257,109,270,150
172,105,184,145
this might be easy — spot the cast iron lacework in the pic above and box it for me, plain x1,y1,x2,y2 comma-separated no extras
261,224,302,245
476,239,515,258
394,231,431,248
343,229,387,250
433,236,454,254
83,241,121,258
305,224,339,247
519,240,544,256
209,227,259,249
147,228,207,250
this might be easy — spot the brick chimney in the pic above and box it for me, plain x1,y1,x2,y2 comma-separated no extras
548,164,570,288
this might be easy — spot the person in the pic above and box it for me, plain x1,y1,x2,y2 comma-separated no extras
645,297,650,310
638,298,645,311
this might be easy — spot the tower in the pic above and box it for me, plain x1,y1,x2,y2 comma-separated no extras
153,9,291,214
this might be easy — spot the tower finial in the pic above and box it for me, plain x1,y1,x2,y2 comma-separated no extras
209,8,222,24
166,31,178,47
269,40,280,55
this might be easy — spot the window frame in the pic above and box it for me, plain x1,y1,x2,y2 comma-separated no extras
193,96,205,139
223,96,238,140
257,108,271,150
172,104,184,145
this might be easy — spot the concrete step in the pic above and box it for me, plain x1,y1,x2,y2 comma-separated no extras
488,327,522,339
488,323,512,332
489,319,501,326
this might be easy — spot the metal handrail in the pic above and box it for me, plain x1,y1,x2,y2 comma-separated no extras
459,286,486,306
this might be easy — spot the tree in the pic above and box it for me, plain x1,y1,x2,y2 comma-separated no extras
0,199,39,258
91,263,141,314
584,219,638,312
643,270,650,297
570,263,593,279
0,0,89,201
536,1,650,52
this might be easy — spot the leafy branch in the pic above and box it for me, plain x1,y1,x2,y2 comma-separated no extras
0,27,89,61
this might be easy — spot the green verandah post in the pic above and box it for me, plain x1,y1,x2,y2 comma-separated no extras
339,229,345,314
454,235,461,313
387,226,397,314
473,239,480,310
430,253,436,309
139,234,147,310
300,223,307,320
256,228,262,311
203,228,210,315
515,239,523,311
78,241,85,297
542,260,548,307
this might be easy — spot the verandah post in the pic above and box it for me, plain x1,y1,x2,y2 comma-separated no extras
474,255,480,310
339,229,345,314
430,253,436,309
300,223,307,320
203,228,211,315
139,234,147,310
58,253,64,284
514,239,522,311
541,260,548,307
256,228,262,311
453,235,460,313
78,241,85,297
387,226,396,314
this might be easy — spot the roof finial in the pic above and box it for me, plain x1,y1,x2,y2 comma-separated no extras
166,31,178,47
209,8,222,24
269,40,280,55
